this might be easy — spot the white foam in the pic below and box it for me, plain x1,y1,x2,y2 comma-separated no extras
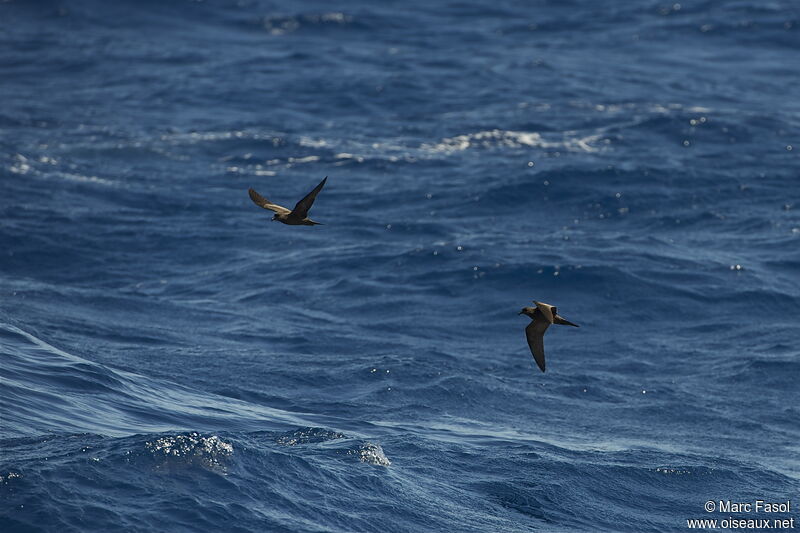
422,129,602,154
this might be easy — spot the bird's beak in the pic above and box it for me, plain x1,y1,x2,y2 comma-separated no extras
518,311,524,315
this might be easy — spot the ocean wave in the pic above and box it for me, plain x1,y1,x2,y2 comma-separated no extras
0,323,317,438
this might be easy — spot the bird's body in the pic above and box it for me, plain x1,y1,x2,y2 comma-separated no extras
519,301,578,372
248,177,327,226
271,212,322,226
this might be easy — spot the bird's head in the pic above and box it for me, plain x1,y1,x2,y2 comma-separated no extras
271,214,279,221
518,306,535,317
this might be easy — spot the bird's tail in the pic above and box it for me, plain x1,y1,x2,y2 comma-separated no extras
554,316,579,327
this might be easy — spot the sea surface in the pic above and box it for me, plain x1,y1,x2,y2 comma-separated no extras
1,1,799,531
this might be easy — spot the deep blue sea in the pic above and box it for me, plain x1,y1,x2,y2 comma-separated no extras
1,1,799,531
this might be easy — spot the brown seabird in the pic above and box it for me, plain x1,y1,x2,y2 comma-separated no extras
518,301,579,372
248,176,327,226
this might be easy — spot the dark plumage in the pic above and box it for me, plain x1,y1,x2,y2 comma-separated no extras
248,176,327,226
518,301,579,372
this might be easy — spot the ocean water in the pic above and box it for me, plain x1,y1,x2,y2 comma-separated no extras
1,0,799,531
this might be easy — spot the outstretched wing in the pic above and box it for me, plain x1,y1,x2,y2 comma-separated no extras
248,188,290,214
291,176,327,218
534,301,556,324
525,317,550,372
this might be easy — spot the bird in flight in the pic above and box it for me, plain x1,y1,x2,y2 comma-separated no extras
248,176,327,226
519,301,579,372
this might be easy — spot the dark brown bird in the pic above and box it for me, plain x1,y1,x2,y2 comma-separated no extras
248,177,327,226
518,301,579,372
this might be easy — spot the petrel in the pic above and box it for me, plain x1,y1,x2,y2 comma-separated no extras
518,301,579,372
248,176,327,226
